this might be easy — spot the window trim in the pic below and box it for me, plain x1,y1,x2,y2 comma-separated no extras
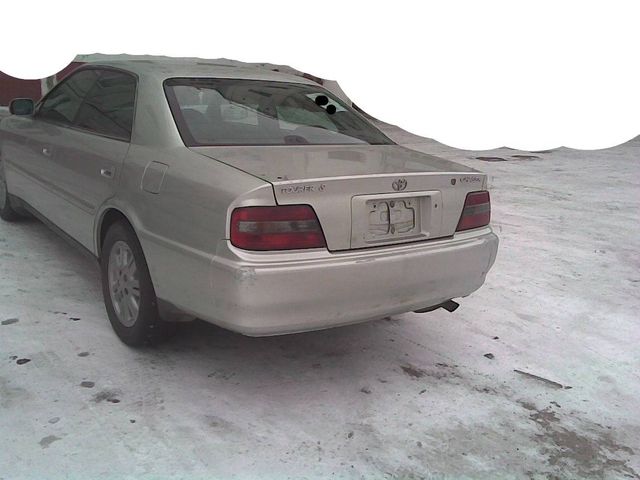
164,80,197,147
35,65,139,143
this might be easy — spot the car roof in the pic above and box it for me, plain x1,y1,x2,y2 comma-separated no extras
82,58,319,85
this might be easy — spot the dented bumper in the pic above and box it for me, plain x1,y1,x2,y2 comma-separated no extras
204,227,499,336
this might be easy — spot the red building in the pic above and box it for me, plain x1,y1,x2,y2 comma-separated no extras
0,62,84,106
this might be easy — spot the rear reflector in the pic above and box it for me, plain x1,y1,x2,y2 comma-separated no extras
230,205,327,251
456,191,491,231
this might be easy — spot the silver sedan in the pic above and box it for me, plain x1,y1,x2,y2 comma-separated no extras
0,60,498,345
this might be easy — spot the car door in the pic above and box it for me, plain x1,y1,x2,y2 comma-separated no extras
42,68,136,250
1,69,100,224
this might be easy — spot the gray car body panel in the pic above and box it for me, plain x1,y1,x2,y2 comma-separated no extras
0,59,498,335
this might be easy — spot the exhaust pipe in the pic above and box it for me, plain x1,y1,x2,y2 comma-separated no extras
414,300,460,314
441,300,460,312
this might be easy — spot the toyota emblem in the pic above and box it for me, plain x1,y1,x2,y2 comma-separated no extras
392,178,407,191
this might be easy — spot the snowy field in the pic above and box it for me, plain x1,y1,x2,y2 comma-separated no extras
1,124,639,479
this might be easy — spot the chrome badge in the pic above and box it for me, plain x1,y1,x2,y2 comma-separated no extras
392,178,407,191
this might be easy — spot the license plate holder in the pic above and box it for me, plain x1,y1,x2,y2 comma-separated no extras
350,191,442,248
366,197,418,241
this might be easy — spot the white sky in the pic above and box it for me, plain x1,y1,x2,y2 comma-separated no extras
2,0,638,150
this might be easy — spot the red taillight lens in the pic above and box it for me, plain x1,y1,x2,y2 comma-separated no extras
230,205,327,251
456,191,491,231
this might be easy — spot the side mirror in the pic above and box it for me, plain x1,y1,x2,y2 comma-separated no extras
9,98,35,116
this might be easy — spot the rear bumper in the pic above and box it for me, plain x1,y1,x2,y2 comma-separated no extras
205,228,499,336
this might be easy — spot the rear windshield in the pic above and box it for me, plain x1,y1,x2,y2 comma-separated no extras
164,78,394,146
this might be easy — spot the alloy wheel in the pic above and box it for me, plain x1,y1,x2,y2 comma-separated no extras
107,240,141,327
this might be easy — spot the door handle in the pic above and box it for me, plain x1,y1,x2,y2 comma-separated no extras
100,168,114,179
42,147,52,157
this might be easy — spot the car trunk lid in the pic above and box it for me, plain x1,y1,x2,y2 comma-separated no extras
191,144,487,251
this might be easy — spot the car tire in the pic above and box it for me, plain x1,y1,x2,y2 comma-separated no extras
0,160,22,222
100,221,175,346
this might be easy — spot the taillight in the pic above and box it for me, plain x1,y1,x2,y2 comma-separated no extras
230,205,327,251
456,191,491,231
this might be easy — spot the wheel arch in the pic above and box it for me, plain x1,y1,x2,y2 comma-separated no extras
96,207,137,259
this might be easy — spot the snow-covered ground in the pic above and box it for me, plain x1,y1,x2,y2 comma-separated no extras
1,125,639,479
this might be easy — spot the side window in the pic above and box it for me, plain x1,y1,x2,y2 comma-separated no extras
74,70,136,141
37,70,100,125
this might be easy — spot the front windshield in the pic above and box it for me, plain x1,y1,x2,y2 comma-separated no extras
164,78,394,146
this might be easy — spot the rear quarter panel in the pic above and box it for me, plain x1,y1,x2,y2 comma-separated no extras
102,145,272,315
93,72,274,314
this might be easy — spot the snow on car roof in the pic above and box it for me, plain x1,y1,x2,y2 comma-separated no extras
82,58,318,85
